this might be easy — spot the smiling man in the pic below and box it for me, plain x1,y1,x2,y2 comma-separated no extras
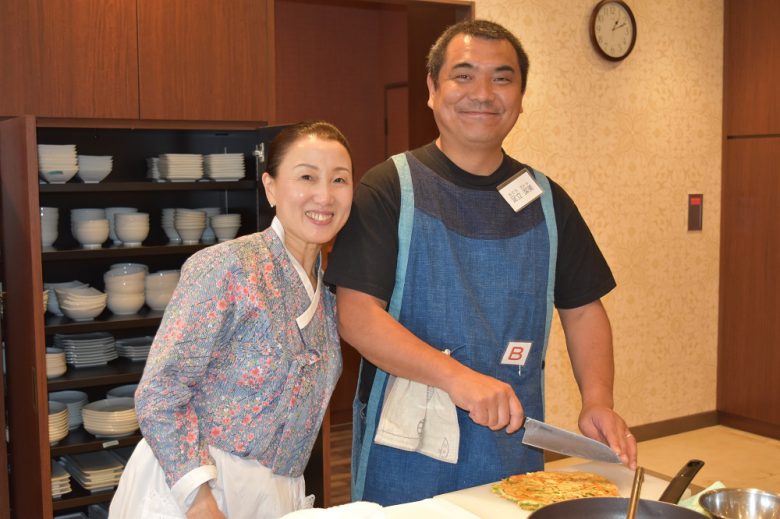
325,19,637,506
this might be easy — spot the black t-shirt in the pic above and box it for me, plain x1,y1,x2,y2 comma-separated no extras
325,143,616,310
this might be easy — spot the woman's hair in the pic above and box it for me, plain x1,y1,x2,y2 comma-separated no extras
265,120,352,178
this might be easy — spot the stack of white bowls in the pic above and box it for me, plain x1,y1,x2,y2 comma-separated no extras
40,207,59,248
46,348,67,379
210,213,242,242
38,144,78,184
204,153,245,181
174,209,207,245
145,270,180,311
161,208,181,244
105,207,138,245
70,208,109,249
49,390,89,430
104,265,146,315
114,212,150,247
196,207,221,244
44,280,89,315
48,401,69,445
81,397,138,438
76,155,113,183
54,286,107,321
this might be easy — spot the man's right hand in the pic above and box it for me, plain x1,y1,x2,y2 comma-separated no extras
186,484,226,519
446,367,524,433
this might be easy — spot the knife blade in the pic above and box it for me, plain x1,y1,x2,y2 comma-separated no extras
521,418,622,463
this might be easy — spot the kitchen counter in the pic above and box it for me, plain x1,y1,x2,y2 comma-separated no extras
384,461,691,518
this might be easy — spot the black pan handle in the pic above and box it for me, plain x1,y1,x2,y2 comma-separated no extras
658,459,705,503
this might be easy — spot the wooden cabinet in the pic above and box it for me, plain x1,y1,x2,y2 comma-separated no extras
0,116,293,517
0,0,273,124
724,0,780,136
137,0,273,122
0,0,139,119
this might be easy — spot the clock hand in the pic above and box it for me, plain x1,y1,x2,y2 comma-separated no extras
614,22,626,30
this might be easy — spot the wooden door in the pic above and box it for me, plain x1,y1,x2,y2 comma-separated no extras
718,138,780,437
0,0,139,119
724,0,780,136
137,0,273,123
407,1,473,149
0,116,51,518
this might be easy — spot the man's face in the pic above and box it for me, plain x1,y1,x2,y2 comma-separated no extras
427,34,524,152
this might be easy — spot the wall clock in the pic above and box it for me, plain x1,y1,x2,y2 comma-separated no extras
590,0,637,61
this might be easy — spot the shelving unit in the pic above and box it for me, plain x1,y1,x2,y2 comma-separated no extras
0,116,287,517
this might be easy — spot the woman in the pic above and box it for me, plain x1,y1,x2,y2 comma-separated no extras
110,121,353,519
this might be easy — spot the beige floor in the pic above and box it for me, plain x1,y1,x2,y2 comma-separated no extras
546,425,780,494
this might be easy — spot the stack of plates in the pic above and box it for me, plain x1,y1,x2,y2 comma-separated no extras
106,384,138,399
204,153,245,181
49,390,89,430
60,451,125,492
48,401,69,445
38,144,78,184
158,154,204,182
51,460,72,498
115,336,153,361
46,348,67,379
53,332,117,368
81,397,138,438
146,157,160,180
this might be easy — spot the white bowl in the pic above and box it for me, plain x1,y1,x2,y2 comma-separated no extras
145,270,180,290
77,168,111,183
145,288,174,311
212,224,240,242
106,384,138,399
106,207,138,243
60,303,105,321
174,225,205,245
107,292,145,315
39,169,77,184
72,219,109,249
115,222,149,247
70,208,106,221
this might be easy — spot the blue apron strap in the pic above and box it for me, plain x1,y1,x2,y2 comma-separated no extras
352,152,415,500
532,169,557,412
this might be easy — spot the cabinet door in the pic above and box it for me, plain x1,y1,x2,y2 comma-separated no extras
137,0,273,123
724,0,780,136
0,0,139,119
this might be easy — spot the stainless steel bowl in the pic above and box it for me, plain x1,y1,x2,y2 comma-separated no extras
699,488,780,519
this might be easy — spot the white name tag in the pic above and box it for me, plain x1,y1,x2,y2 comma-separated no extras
497,169,543,212
501,341,532,366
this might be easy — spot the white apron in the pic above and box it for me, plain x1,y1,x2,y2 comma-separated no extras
109,439,312,518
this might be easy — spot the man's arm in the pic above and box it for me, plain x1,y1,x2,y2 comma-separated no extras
559,299,638,469
336,286,524,433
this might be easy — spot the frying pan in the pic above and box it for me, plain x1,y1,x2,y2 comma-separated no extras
528,459,705,519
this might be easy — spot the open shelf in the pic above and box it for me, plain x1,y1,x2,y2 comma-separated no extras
42,243,207,262
40,179,259,193
45,310,163,334
50,427,142,457
47,357,145,391
52,482,114,512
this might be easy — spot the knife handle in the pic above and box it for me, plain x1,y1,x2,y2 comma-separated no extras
658,459,705,503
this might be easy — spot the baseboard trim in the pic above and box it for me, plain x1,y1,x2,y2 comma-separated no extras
717,411,780,440
543,411,719,463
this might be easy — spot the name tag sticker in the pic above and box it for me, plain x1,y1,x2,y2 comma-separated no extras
501,341,532,366
497,169,543,212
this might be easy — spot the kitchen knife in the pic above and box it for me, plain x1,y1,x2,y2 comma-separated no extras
521,418,622,463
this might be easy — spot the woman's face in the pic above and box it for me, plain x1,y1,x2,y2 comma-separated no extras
262,135,353,255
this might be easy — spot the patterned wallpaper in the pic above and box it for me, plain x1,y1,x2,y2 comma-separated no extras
473,0,724,431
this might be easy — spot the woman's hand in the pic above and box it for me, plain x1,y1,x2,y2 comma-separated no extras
186,483,226,519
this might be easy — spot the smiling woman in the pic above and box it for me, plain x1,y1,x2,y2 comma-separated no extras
109,121,354,519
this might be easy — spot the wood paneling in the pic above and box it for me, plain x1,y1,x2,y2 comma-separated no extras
137,0,272,123
718,137,780,437
407,1,472,149
0,0,139,119
724,0,780,136
0,116,50,518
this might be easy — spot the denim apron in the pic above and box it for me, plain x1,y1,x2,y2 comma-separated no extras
352,152,558,505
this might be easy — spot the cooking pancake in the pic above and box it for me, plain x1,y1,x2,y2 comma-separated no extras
492,470,620,511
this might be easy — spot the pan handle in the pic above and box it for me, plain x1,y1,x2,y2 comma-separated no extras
658,459,705,503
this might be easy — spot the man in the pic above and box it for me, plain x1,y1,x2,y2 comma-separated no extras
325,19,637,505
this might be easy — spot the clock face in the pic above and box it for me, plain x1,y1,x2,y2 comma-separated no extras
591,1,636,60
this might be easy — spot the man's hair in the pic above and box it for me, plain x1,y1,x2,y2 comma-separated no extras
426,19,530,93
